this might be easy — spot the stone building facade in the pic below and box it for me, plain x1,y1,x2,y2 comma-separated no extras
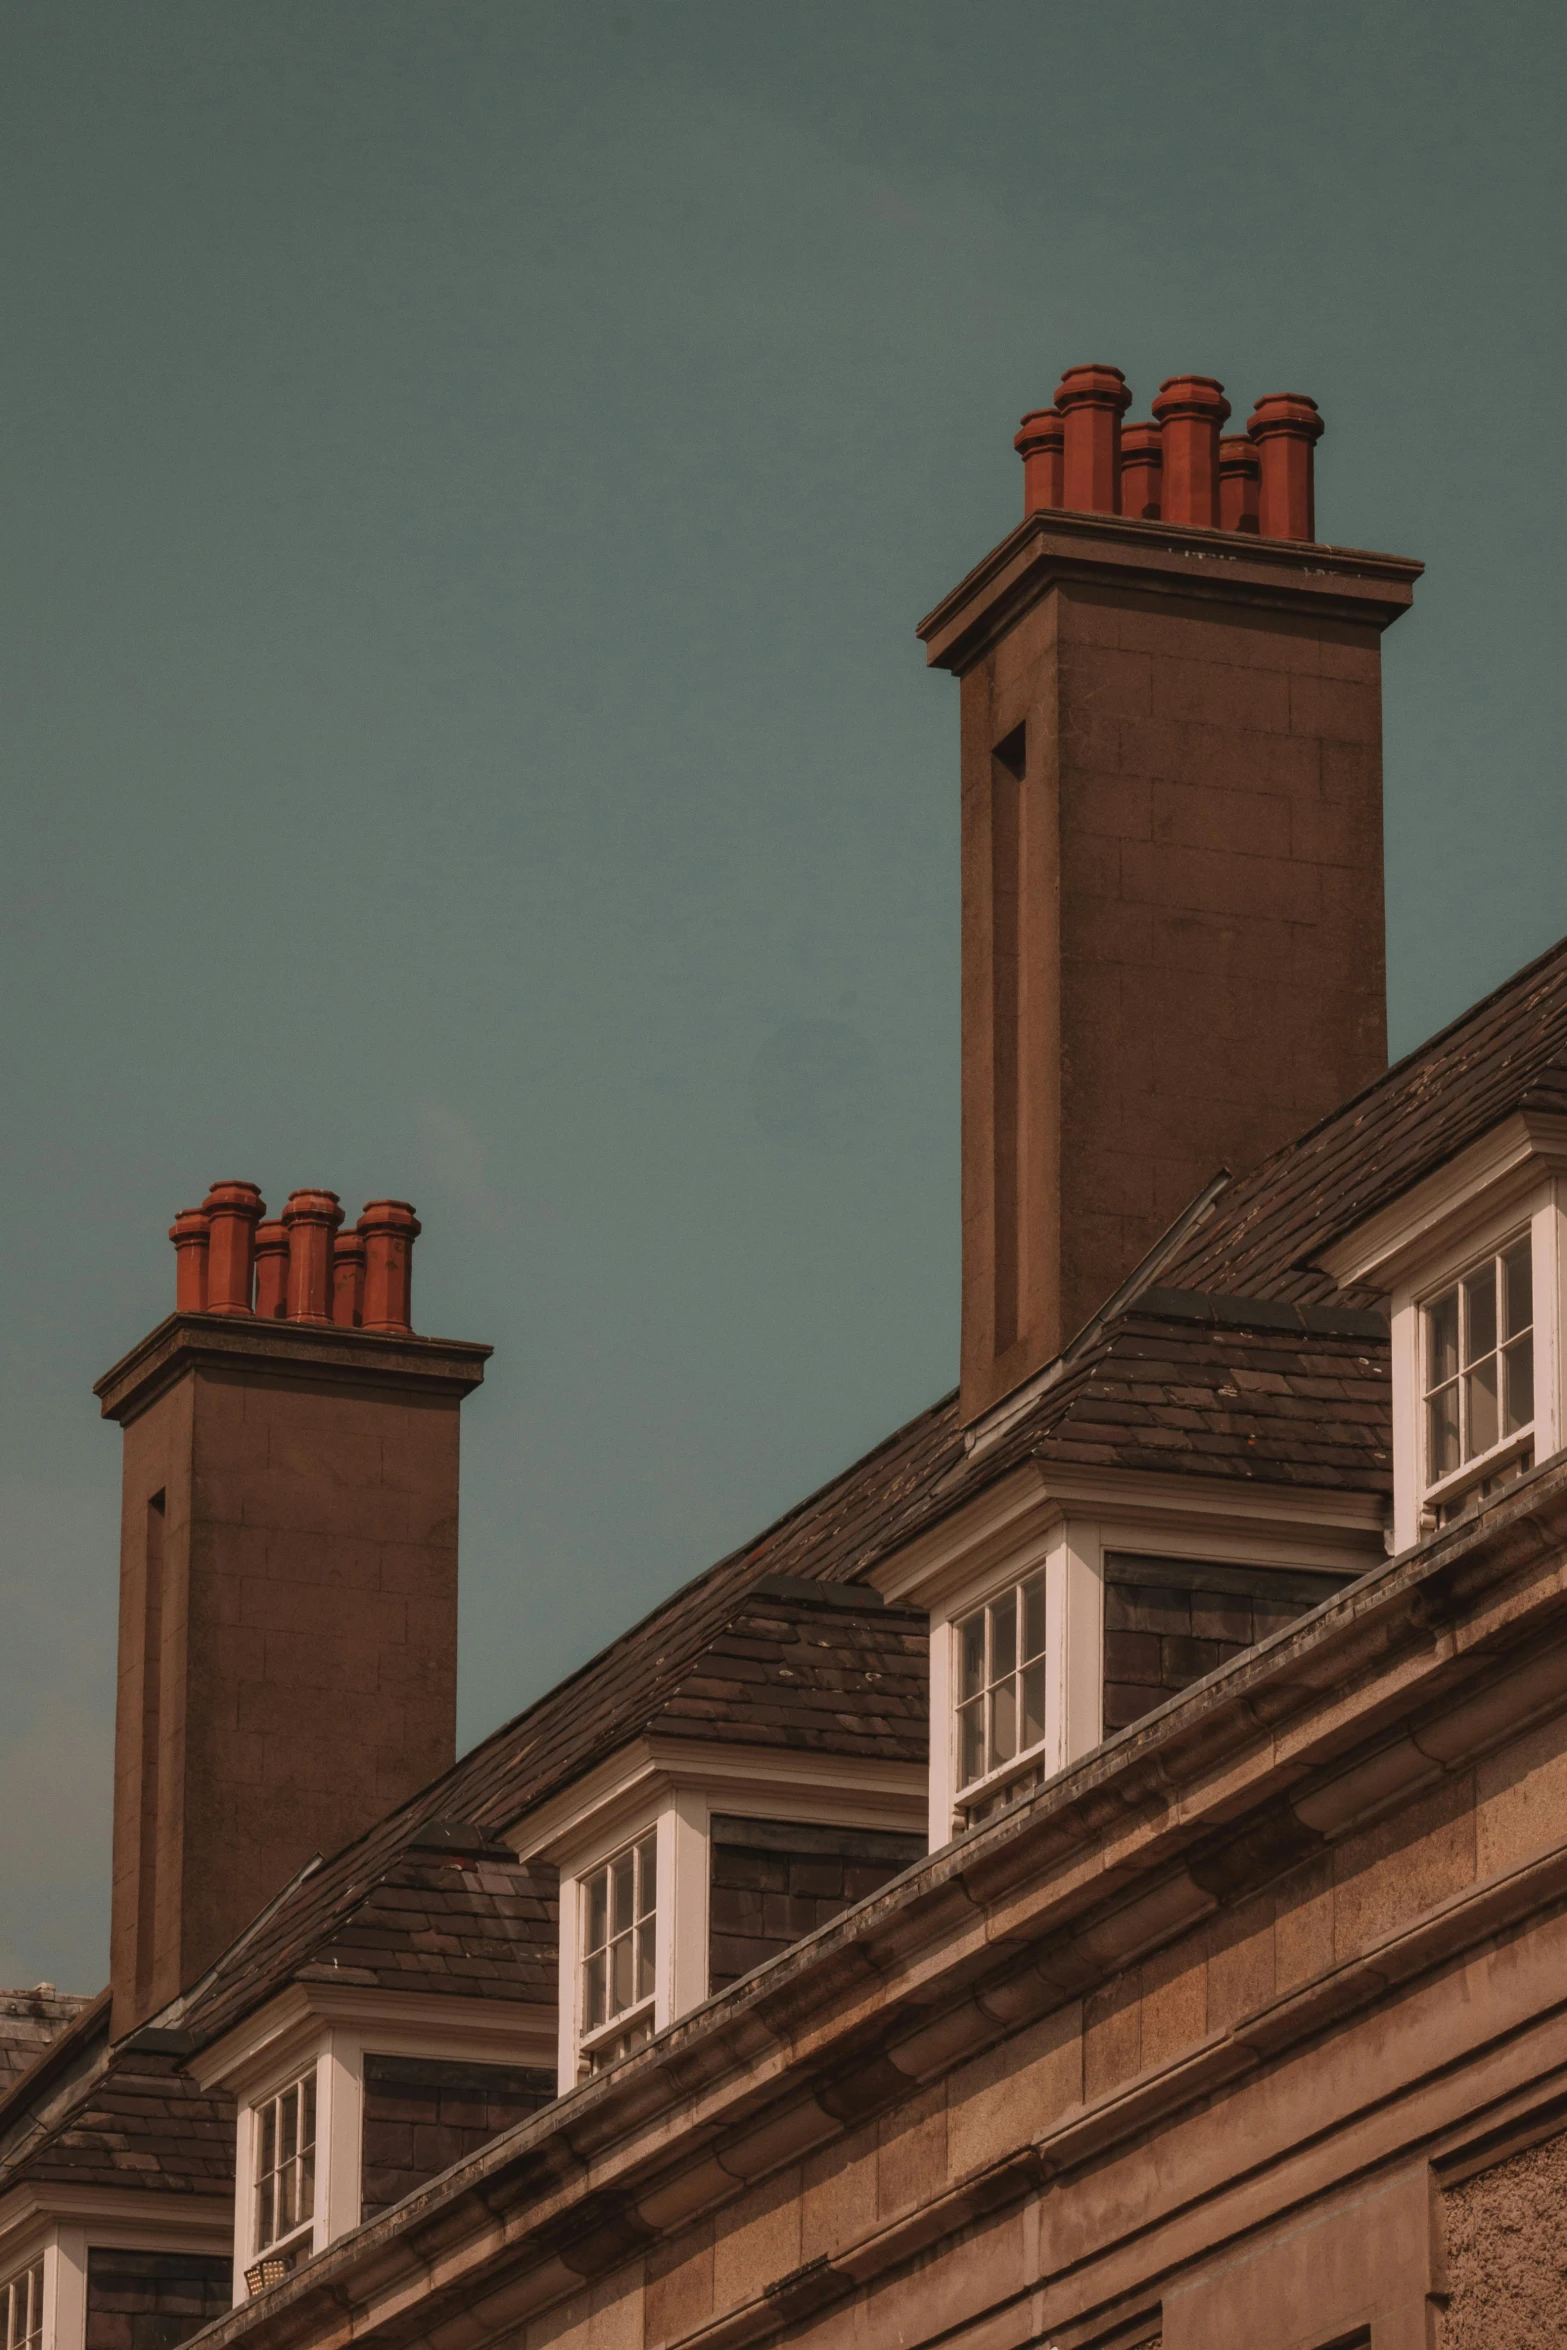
4,361,1566,2348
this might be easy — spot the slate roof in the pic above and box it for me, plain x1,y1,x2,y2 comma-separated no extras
289,1852,559,2008
2,2043,233,2200
911,1292,1391,1539
6,935,1562,2216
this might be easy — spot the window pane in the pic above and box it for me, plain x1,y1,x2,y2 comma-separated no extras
636,1918,656,2002
1504,1241,1533,1339
300,2141,315,2222
1505,1334,1534,1433
1428,1383,1460,1479
1021,1574,1045,1663
584,1948,606,2030
990,1677,1017,1765
610,1929,633,2015
989,1593,1017,1682
1465,1357,1499,1457
637,1832,657,1919
586,1867,607,1953
1463,1265,1497,1366
302,2070,316,2151
257,2173,274,2251
958,1696,984,1788
259,2101,276,2182
279,2160,296,2238
1021,1658,1046,1750
1427,1288,1459,1388
959,1611,985,1701
611,1849,635,1936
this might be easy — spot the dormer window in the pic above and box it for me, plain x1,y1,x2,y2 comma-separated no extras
251,2070,316,2274
578,1831,657,2076
1316,1111,1567,1553
1422,1235,1535,1517
955,1571,1046,1796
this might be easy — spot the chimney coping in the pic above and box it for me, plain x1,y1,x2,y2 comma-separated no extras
917,505,1423,676
93,1310,492,1425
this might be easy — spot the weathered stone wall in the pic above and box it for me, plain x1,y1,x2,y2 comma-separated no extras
1443,2130,1567,2348
531,1690,1567,2350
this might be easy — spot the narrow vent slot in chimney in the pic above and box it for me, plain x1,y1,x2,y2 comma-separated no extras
990,725,1027,1356
134,1490,166,2018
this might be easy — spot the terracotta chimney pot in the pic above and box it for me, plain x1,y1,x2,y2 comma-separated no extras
1247,393,1324,541
1119,422,1163,521
1219,434,1262,534
253,1221,289,1320
1013,408,1064,515
359,1200,421,1336
332,1231,366,1329
1150,376,1231,528
1052,364,1131,515
282,1190,344,1325
201,1182,264,1317
169,1209,210,1314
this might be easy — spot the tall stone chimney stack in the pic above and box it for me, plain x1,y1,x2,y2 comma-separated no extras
921,365,1422,1423
98,1185,489,2041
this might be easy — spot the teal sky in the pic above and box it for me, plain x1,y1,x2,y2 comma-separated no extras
1,2,1561,1988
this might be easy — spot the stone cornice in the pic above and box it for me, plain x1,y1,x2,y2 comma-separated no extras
94,1314,492,1425
189,1447,1567,2350
916,508,1423,677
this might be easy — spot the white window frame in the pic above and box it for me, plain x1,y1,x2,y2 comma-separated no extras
1314,1116,1567,1556
1418,1227,1537,1514
1387,1186,1563,1550
247,2068,318,2279
1,2254,43,2350
230,2040,360,2300
554,1796,695,2090
928,1526,1100,1844
575,1828,659,2077
951,1567,1050,1805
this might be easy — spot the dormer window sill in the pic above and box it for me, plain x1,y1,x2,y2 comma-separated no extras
956,1740,1050,1833
1420,1431,1535,1530
577,2000,656,2080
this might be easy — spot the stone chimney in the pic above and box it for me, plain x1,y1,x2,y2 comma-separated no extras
921,365,1423,1424
98,1186,489,2040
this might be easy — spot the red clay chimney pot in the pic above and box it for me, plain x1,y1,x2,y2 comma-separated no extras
1052,364,1131,515
1013,407,1065,515
1247,393,1324,541
1119,422,1163,522
200,1182,264,1317
169,1209,210,1314
282,1189,344,1325
253,1220,289,1320
359,1200,422,1336
1150,376,1231,528
1219,433,1262,534
332,1231,366,1329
